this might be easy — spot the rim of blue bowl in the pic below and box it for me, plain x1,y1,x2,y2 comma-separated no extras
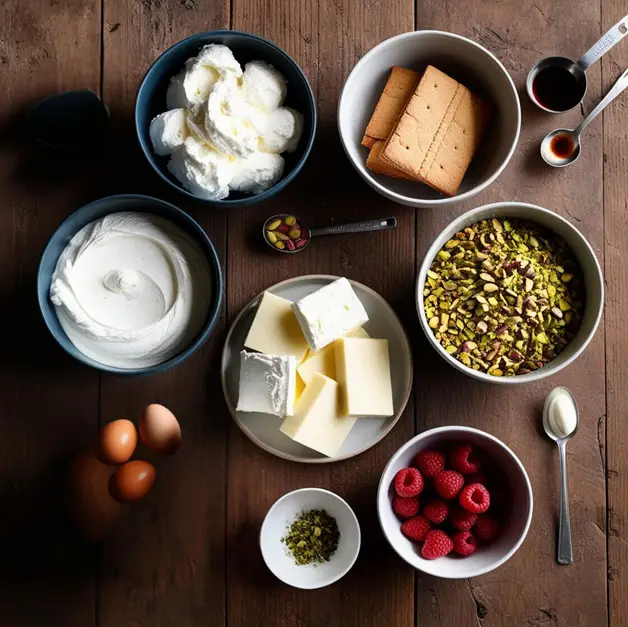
135,30,318,207
37,193,224,376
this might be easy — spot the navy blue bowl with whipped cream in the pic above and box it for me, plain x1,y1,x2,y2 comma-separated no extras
37,194,223,375
135,31,317,206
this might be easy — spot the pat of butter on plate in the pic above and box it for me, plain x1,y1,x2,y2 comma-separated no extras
280,373,357,457
244,292,309,362
335,337,394,417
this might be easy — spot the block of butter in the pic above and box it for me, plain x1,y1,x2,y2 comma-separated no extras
280,373,357,457
334,338,394,417
297,327,370,385
291,278,368,352
244,292,309,362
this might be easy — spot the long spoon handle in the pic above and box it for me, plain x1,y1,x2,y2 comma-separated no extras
557,440,573,565
575,67,628,136
311,217,397,237
578,14,628,70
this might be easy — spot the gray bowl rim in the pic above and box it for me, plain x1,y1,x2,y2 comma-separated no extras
376,425,534,578
37,193,223,376
135,30,317,207
337,29,522,207
415,201,604,384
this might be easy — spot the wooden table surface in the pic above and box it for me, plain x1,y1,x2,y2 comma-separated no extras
1,0,626,625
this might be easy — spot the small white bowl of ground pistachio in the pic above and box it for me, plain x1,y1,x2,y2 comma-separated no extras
260,488,361,589
417,201,603,383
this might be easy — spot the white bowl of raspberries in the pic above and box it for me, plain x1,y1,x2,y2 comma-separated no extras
377,426,533,578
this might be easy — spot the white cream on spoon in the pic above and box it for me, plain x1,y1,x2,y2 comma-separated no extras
547,389,578,439
542,387,580,566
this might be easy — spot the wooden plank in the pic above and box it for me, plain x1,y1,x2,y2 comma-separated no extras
414,2,608,626
0,1,101,626
98,2,229,626
227,1,416,626
600,3,628,626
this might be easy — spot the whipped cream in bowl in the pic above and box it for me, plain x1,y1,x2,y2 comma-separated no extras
136,31,316,206
38,195,223,374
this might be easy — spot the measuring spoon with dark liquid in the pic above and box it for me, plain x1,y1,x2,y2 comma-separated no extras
527,14,628,113
541,68,628,167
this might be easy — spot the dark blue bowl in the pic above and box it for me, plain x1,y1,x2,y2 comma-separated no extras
37,194,223,375
135,31,317,206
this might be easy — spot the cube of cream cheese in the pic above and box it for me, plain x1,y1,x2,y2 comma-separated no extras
244,292,309,362
291,278,369,352
280,373,357,457
236,350,296,417
334,338,394,417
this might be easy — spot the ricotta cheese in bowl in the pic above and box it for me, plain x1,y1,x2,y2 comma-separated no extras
149,44,303,200
49,212,212,369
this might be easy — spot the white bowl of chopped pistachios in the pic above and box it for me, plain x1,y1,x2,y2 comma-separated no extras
260,488,361,589
417,201,603,383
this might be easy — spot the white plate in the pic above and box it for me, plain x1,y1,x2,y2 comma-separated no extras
221,275,413,463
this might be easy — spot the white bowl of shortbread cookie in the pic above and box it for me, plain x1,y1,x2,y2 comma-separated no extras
338,30,521,207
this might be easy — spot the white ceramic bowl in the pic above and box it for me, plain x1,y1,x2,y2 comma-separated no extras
338,30,521,207
260,488,361,589
377,427,533,579
416,201,604,384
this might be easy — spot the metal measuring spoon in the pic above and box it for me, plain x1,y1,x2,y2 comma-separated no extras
263,214,397,254
540,67,628,167
527,13,628,112
542,387,579,565
28,89,109,150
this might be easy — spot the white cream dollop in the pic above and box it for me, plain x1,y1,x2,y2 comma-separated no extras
166,44,241,109
167,136,234,200
241,60,287,112
230,152,285,194
547,389,578,439
50,212,213,369
149,108,188,156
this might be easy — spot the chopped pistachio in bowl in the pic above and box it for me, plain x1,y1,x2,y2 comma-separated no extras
416,202,604,384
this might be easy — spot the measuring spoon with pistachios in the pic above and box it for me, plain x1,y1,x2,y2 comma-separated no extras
263,214,397,253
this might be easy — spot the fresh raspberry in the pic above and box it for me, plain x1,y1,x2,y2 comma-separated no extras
393,467,424,498
414,450,446,478
452,530,478,556
392,495,420,519
433,470,464,500
450,444,482,475
459,483,491,513
449,505,478,531
401,515,431,542
421,529,454,560
474,514,502,543
423,499,449,524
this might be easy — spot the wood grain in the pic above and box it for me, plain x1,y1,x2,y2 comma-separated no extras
414,1,608,625
226,1,416,626
97,2,230,626
600,3,628,626
0,1,101,626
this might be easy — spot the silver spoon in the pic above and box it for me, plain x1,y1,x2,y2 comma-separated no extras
541,67,628,167
527,13,628,112
542,387,579,565
263,214,397,254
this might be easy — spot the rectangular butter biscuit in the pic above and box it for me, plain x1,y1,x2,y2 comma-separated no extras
361,66,421,148
366,140,418,181
381,66,490,196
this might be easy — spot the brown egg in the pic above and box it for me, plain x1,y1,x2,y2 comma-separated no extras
67,449,124,541
139,404,182,455
98,419,138,464
109,460,156,503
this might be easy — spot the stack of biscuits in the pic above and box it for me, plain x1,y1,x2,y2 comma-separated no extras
362,65,491,197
